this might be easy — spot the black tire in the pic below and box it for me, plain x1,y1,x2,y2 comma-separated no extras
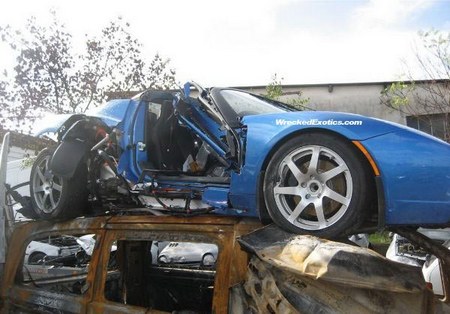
201,253,216,267
30,148,88,220
158,255,169,264
28,252,47,265
263,133,374,238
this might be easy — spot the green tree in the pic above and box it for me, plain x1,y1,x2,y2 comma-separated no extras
264,73,284,100
381,30,450,141
264,73,310,109
0,11,176,131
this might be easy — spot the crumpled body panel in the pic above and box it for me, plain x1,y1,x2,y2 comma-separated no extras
238,225,434,313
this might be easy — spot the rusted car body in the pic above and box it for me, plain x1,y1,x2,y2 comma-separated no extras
0,215,258,313
0,215,434,313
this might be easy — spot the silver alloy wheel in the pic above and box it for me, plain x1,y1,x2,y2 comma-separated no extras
273,145,353,230
31,154,63,214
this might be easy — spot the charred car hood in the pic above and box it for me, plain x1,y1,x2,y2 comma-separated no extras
238,224,426,293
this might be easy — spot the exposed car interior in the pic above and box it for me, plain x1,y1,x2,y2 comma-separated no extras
141,98,231,184
105,240,216,313
145,100,196,171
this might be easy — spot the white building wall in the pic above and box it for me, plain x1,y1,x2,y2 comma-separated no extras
7,146,36,162
240,82,408,124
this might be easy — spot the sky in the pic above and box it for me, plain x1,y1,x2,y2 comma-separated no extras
0,0,449,87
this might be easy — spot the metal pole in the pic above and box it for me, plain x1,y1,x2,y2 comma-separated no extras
0,132,10,275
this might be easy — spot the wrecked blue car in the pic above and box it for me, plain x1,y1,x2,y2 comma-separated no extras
29,82,450,237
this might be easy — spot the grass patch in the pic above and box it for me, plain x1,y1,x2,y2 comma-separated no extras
369,231,392,245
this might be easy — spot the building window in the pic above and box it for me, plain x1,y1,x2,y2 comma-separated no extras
406,113,450,141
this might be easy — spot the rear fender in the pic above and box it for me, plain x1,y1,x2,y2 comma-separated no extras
49,140,89,179
50,116,111,179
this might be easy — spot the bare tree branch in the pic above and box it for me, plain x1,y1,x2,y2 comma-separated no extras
381,30,450,142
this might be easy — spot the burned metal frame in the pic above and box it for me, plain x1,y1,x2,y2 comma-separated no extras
0,215,261,313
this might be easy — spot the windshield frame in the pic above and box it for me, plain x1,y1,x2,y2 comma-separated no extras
210,88,297,128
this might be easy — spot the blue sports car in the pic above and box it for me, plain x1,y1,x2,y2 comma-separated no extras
30,82,450,237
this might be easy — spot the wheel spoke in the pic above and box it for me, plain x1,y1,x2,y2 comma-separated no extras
308,146,320,174
286,158,305,183
34,185,45,193
324,188,350,206
49,193,56,208
287,200,308,223
274,185,299,196
42,193,49,208
320,164,347,182
36,167,46,183
313,199,327,228
52,183,62,192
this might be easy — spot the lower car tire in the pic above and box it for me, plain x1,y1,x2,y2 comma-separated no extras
28,252,47,265
263,133,374,238
201,253,216,267
30,148,88,220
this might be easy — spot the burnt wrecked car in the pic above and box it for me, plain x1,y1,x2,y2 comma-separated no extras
0,215,435,313
28,82,450,237
25,235,81,265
